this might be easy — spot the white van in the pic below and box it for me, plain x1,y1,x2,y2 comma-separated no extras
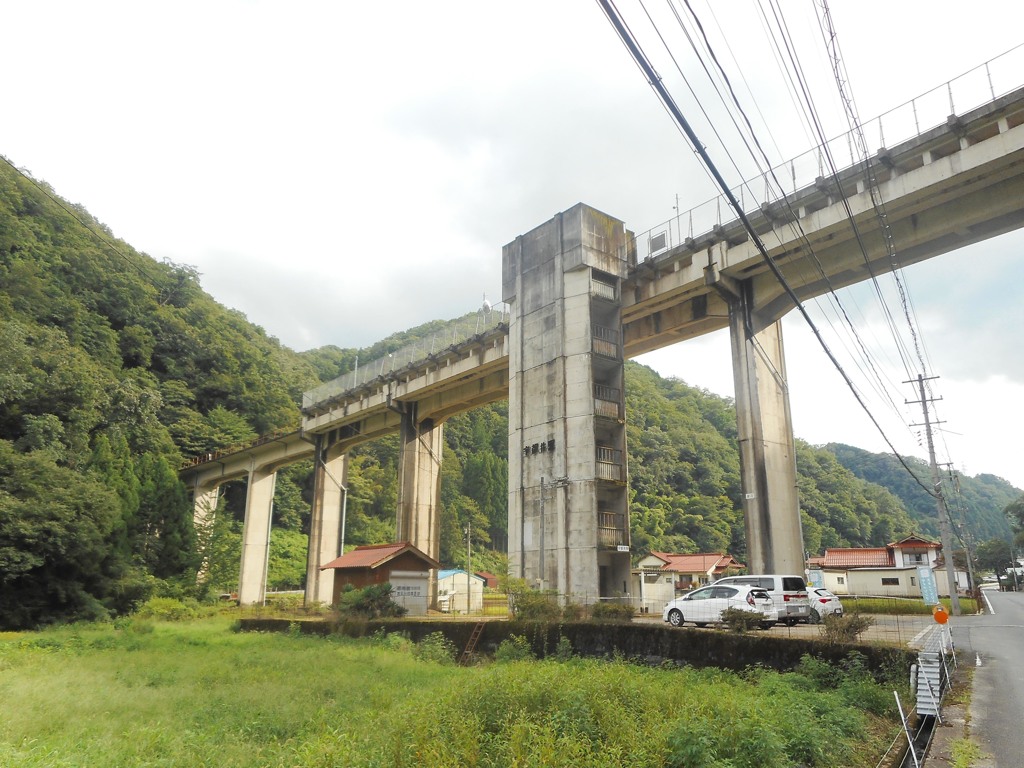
711,574,810,625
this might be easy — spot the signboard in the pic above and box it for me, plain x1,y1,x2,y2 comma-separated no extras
617,545,630,553
917,565,939,605
807,570,825,589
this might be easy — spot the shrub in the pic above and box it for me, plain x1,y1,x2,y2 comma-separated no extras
561,601,586,621
413,631,457,665
495,634,534,662
721,608,764,633
371,628,413,653
589,602,635,622
795,654,841,689
552,635,574,661
135,597,199,622
335,583,408,619
820,613,874,644
513,592,562,621
502,578,561,621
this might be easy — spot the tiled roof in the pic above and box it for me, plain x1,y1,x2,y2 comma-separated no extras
647,552,745,574
889,534,941,549
320,542,440,571
823,548,893,568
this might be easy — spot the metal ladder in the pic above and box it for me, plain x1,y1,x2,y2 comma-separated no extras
459,622,485,665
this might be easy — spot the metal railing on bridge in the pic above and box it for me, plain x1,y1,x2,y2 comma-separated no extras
625,43,1024,266
302,304,511,410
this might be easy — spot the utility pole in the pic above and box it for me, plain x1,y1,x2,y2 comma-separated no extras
907,374,961,616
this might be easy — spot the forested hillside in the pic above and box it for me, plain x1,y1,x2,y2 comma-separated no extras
825,443,1017,543
3,158,1019,630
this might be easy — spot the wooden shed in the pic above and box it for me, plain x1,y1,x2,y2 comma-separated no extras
320,542,441,614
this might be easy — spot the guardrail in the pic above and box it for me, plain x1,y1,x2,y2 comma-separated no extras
302,304,510,409
624,43,1024,266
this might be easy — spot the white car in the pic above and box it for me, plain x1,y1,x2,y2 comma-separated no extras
807,587,843,623
662,584,778,629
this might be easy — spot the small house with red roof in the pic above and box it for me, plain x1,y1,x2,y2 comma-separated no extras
320,542,441,615
631,552,745,612
808,534,966,598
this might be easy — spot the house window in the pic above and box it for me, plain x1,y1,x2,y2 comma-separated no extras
836,577,845,585
911,577,916,586
881,577,900,586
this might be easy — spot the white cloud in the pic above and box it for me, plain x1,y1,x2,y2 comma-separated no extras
3,0,1023,489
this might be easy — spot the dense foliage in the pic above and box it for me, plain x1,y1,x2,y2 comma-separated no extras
825,443,1017,543
0,160,318,627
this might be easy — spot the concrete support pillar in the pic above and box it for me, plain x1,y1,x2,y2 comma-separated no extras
728,289,805,575
305,438,347,607
192,484,220,583
238,466,276,606
192,485,220,531
396,406,443,564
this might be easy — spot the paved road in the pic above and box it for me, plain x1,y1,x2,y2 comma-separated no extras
949,589,1024,767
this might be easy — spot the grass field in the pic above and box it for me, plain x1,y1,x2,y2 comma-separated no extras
842,596,978,615
0,615,907,767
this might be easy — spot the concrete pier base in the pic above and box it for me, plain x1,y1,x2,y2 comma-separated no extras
238,467,276,606
729,299,804,575
305,441,346,607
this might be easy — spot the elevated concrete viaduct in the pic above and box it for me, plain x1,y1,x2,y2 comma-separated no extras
180,84,1024,608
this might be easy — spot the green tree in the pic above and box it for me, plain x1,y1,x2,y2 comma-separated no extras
0,440,128,628
134,454,197,580
975,538,1013,574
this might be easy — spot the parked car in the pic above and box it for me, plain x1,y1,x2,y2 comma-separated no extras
662,584,778,629
711,574,811,625
807,587,843,623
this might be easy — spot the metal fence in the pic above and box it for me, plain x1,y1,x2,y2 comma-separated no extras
302,303,510,409
625,43,1024,265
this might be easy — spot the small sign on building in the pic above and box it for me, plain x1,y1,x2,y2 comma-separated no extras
917,565,939,605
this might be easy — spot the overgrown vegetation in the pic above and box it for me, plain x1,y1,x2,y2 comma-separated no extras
0,617,906,767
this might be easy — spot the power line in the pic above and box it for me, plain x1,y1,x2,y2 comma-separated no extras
596,0,938,498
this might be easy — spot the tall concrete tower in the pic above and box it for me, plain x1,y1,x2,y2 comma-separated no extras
502,204,632,602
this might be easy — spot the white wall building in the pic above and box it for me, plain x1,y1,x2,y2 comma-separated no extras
437,569,485,614
809,535,968,598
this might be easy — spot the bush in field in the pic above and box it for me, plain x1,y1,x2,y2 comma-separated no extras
335,583,408,619
371,628,414,653
589,602,635,622
721,607,765,633
820,613,874,644
135,597,199,621
413,631,457,665
495,633,534,662
501,577,561,620
551,635,574,661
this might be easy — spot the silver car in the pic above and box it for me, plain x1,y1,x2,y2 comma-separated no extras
662,584,778,629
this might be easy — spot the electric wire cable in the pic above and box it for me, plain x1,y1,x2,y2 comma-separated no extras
595,0,938,499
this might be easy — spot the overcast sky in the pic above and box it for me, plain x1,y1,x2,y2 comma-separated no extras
4,1,1023,493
